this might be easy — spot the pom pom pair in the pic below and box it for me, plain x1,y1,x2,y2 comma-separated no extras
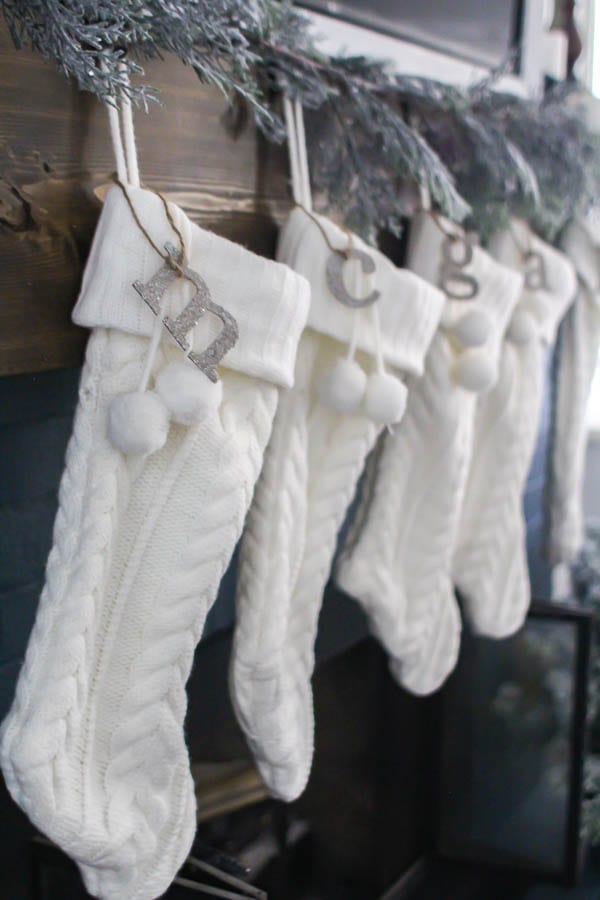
107,362,222,456
318,356,408,425
445,307,536,392
442,306,496,394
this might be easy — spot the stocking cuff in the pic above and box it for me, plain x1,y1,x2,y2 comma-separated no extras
278,208,445,377
488,219,577,344
73,187,311,388
408,212,523,378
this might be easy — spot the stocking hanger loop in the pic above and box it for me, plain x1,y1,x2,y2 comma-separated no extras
284,95,312,212
106,62,141,190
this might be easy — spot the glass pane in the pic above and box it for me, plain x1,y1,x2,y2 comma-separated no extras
440,617,577,872
301,0,521,67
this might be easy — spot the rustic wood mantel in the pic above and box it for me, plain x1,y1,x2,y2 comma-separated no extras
0,23,290,375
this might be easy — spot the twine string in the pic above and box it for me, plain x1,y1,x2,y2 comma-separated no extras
295,202,355,258
427,209,463,241
112,175,187,272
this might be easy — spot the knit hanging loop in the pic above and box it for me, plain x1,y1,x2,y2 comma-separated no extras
283,95,312,212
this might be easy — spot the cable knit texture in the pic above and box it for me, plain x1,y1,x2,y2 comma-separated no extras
547,219,600,563
454,219,577,637
231,207,444,802
337,334,471,695
336,212,523,695
0,189,310,900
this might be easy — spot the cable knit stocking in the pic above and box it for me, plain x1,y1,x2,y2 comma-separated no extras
336,212,523,695
0,186,309,900
230,206,444,801
454,219,576,636
547,218,600,563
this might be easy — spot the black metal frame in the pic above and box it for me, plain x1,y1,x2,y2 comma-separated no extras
436,598,593,886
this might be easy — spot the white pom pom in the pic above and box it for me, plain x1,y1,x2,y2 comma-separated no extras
522,292,551,323
454,349,496,394
318,357,366,414
364,371,408,425
107,391,170,456
506,309,536,345
155,361,222,425
451,308,492,348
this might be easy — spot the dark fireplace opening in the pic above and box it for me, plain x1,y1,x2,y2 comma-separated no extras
185,630,440,900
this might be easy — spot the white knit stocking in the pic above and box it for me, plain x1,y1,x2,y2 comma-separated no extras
336,213,523,695
454,219,576,636
452,336,543,636
0,187,309,900
230,206,444,800
547,218,600,564
337,333,470,695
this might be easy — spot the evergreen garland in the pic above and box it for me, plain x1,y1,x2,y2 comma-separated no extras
2,0,600,240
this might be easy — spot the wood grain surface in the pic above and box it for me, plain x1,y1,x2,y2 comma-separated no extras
0,23,291,375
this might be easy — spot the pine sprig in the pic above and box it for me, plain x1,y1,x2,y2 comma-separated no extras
0,0,268,108
1,1,152,100
474,87,600,239
262,47,471,236
306,87,469,240
389,74,539,238
2,0,600,241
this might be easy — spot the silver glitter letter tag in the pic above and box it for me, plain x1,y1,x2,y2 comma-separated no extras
132,245,179,315
326,249,381,308
133,243,239,383
439,233,479,301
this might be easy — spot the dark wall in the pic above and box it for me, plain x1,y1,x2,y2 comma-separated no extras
0,368,80,720
0,367,80,898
